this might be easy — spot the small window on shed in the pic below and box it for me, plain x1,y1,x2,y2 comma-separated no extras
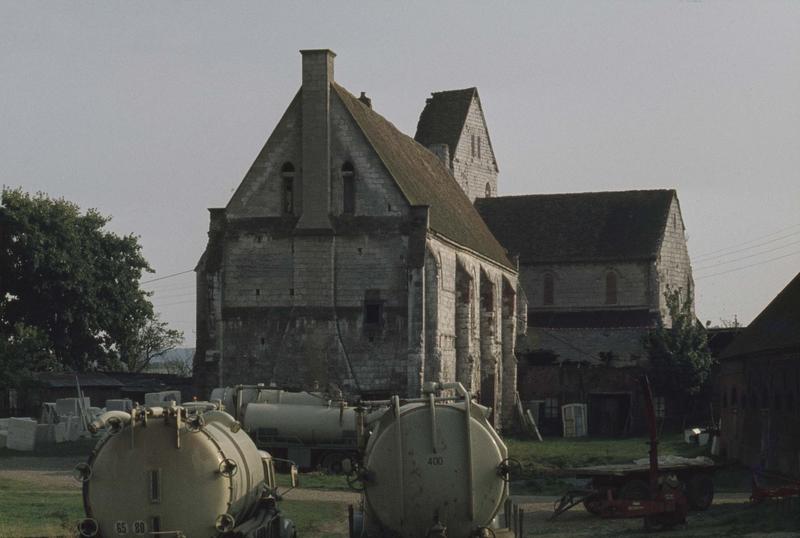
485,182,492,198
342,162,355,215
605,271,618,305
544,398,560,419
281,163,295,215
543,273,554,305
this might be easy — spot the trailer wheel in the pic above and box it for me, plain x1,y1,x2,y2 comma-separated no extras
321,452,345,474
619,479,652,501
686,474,714,511
582,493,603,515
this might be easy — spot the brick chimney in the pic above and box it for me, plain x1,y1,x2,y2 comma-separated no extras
298,49,336,229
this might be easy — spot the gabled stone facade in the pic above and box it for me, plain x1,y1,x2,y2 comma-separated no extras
476,190,695,435
415,88,499,202
194,50,523,428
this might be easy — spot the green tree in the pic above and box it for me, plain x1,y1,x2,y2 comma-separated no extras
118,315,184,373
0,188,154,371
644,287,714,398
0,323,58,390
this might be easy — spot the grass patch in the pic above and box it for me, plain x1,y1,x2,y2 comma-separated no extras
0,438,97,459
507,433,709,474
0,478,82,538
276,471,350,491
280,500,348,538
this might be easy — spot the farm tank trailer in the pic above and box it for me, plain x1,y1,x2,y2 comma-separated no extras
74,402,297,538
346,382,520,538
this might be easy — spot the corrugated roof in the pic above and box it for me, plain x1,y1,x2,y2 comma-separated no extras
333,83,514,270
414,88,476,159
475,190,676,264
721,272,800,359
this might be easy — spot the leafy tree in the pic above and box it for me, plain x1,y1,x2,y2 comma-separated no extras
644,287,714,398
0,323,59,390
118,315,184,373
0,188,154,371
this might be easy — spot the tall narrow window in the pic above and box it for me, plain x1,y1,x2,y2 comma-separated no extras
471,134,476,157
477,137,482,159
342,162,355,215
485,182,492,198
605,271,618,304
280,163,294,215
543,273,554,305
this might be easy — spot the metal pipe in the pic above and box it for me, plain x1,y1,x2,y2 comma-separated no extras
392,396,405,523
429,391,437,454
88,411,131,434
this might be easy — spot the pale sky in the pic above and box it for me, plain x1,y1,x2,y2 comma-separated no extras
2,1,798,346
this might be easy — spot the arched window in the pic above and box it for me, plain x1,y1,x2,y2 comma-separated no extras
485,182,492,198
342,162,355,214
605,271,618,305
543,273,554,305
280,163,295,215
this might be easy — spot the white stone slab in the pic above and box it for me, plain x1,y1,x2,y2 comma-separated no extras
105,399,133,412
7,417,37,451
56,397,90,417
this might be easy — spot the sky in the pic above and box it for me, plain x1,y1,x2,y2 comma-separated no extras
2,1,798,347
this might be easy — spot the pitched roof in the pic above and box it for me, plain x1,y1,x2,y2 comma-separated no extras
35,372,122,388
474,190,676,264
721,272,800,359
333,83,514,270
414,88,476,160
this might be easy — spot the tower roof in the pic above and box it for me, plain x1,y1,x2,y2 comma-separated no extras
334,83,514,270
414,88,477,160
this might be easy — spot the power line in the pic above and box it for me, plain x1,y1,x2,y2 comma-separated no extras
695,250,800,280
152,299,196,308
693,223,800,261
694,238,800,271
141,269,194,285
693,230,800,263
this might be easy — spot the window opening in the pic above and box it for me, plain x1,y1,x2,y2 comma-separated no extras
543,273,554,305
605,271,618,305
364,302,382,325
544,398,560,419
280,162,294,215
477,137,481,159
470,134,476,157
485,182,491,198
342,162,355,214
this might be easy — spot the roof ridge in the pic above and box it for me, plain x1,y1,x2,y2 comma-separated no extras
483,188,676,201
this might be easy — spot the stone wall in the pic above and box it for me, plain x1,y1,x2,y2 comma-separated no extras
521,261,651,309
655,197,694,325
425,235,520,427
451,96,498,202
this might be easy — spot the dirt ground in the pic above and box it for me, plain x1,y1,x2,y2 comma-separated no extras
2,456,798,537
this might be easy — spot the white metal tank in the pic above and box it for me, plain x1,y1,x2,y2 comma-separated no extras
353,383,510,538
244,402,357,444
76,405,273,537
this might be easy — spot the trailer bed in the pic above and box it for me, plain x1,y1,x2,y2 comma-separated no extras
571,456,716,478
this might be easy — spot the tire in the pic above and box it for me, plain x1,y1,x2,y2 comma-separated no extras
320,452,345,475
686,474,714,511
618,479,652,501
582,493,603,515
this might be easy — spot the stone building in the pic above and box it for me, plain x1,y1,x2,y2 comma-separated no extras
194,50,522,427
475,190,694,435
718,272,800,477
414,88,499,202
